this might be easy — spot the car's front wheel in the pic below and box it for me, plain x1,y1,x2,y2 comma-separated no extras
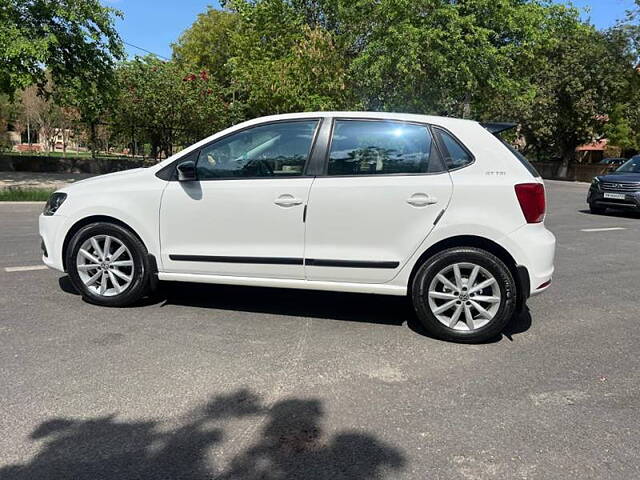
66,222,150,307
411,247,517,343
589,203,606,215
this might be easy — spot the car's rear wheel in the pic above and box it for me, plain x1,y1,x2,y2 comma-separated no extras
589,203,606,215
66,222,150,307
411,247,517,343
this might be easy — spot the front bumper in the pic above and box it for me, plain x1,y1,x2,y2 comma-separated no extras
39,213,67,272
588,187,640,210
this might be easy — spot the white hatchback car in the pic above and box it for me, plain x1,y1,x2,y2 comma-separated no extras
40,112,555,342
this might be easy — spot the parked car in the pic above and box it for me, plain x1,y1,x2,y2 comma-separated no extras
40,112,556,343
599,157,628,170
588,155,640,214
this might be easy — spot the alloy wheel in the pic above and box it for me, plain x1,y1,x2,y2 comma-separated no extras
75,235,134,297
427,262,501,331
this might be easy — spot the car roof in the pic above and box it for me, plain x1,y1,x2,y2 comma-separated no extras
249,111,479,129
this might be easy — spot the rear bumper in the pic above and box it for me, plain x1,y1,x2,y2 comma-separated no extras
504,223,556,298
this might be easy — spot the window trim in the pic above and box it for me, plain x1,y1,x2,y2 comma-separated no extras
431,126,476,172
157,118,323,182
321,117,448,178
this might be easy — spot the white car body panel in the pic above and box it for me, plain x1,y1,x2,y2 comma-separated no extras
39,111,555,299
160,177,313,279
304,174,452,283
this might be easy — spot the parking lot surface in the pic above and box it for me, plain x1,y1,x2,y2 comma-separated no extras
1,180,639,479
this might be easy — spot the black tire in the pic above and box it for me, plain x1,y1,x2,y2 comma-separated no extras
411,247,517,343
589,203,606,215
66,222,150,307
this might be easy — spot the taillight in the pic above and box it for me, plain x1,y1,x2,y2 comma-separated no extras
514,183,546,223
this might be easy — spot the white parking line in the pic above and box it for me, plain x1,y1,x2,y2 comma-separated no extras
581,227,627,232
4,265,48,272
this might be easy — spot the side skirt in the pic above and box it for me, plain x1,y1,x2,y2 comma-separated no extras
157,272,407,296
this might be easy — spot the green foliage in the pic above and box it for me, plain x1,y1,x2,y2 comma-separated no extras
604,104,638,153
222,0,354,115
2,0,639,168
0,0,124,96
501,23,636,163
172,8,239,86
0,188,55,201
114,57,233,159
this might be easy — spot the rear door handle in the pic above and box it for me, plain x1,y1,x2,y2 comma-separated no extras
275,194,303,207
407,193,438,207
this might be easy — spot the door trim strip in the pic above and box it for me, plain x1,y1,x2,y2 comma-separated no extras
169,255,304,265
168,255,400,269
305,259,399,269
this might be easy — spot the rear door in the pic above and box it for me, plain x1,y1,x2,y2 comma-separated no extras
304,118,453,283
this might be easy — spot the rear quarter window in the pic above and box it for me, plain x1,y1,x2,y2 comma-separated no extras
434,128,474,170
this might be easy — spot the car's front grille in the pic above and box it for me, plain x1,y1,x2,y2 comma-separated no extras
601,182,640,192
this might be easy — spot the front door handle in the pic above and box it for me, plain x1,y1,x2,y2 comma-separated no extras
407,193,438,207
275,194,303,207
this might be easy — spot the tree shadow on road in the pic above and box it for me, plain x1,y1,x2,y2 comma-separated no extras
0,389,405,480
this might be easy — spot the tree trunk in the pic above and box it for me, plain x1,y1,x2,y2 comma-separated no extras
62,129,67,158
462,93,472,120
90,122,98,159
557,150,573,179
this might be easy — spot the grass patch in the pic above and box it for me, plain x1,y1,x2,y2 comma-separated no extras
0,188,54,201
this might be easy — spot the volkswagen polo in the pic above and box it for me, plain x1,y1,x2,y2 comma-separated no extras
40,112,555,343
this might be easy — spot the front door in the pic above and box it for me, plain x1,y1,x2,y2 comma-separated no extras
160,119,320,279
304,119,453,283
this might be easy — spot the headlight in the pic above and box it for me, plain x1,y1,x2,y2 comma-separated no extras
43,192,67,216
591,177,600,189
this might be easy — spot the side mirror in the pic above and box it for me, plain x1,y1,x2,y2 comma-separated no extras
177,160,197,182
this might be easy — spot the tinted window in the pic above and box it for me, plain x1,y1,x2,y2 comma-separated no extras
436,129,473,170
196,120,318,179
616,157,640,173
327,120,443,176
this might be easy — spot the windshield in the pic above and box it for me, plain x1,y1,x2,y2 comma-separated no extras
615,157,640,173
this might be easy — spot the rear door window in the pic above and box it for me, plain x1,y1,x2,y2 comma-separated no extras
327,120,445,175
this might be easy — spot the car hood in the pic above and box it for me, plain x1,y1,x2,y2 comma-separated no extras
59,168,146,192
597,172,640,183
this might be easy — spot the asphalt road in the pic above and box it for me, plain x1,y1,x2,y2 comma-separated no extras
1,180,639,479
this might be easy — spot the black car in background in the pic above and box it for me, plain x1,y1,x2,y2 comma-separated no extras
588,156,640,214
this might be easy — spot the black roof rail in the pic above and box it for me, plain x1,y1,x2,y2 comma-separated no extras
481,122,518,134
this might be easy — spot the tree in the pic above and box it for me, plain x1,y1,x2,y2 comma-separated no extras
0,0,124,96
172,8,239,87
603,104,638,154
16,86,47,148
507,22,638,173
114,57,232,159
0,95,19,151
175,1,354,117
1,0,124,157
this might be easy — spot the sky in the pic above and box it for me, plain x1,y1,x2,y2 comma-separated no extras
103,0,637,60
